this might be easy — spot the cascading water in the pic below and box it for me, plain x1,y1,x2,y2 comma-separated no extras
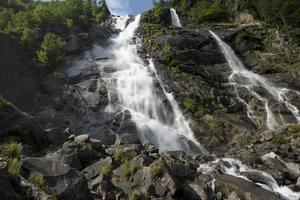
170,8,182,27
101,15,206,155
209,30,300,130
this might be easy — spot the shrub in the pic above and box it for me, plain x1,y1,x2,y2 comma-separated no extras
8,158,22,177
28,172,49,193
183,98,197,112
151,160,166,177
1,141,22,160
113,148,135,165
121,162,137,182
189,1,227,24
272,135,288,145
37,33,66,67
100,163,113,177
129,191,146,200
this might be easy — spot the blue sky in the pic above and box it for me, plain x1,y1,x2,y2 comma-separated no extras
106,0,154,15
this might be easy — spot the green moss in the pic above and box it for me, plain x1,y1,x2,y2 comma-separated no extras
8,158,22,177
272,135,289,145
206,117,231,143
161,43,173,62
28,172,49,193
183,98,197,112
100,163,113,177
0,96,14,112
151,160,166,177
121,162,137,182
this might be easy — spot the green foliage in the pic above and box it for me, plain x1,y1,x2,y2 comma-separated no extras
161,43,173,61
28,172,49,193
37,33,66,67
272,135,289,145
8,158,22,177
0,96,15,112
129,191,146,200
100,163,113,177
1,141,22,160
121,162,137,182
206,117,231,143
112,148,135,166
150,160,166,177
183,98,197,112
189,1,227,24
1,141,23,177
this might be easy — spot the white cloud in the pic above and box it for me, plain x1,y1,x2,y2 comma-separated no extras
106,0,130,15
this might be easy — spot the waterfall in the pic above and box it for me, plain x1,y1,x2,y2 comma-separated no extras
100,15,206,155
209,30,300,130
170,8,182,27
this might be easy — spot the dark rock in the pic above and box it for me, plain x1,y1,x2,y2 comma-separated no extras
215,174,280,200
82,157,112,181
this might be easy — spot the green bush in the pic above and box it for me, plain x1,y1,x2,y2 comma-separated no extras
150,160,166,177
189,1,227,24
272,135,288,145
28,172,49,193
8,158,22,177
37,33,66,67
100,163,113,177
113,148,135,166
183,98,197,112
1,141,22,160
129,191,146,200
121,162,137,182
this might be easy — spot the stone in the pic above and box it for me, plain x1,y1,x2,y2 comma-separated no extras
82,157,112,181
228,191,241,200
75,134,89,144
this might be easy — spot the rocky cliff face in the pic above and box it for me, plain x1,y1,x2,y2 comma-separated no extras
0,4,300,200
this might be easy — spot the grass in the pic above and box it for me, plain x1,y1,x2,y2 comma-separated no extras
100,163,113,177
113,148,135,166
129,191,146,200
8,158,22,177
121,162,137,182
150,160,166,177
28,172,49,193
272,135,289,145
1,141,22,160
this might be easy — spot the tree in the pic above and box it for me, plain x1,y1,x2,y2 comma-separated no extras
37,33,66,67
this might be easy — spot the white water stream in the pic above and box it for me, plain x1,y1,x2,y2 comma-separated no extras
170,8,182,27
101,15,206,155
93,14,300,199
209,31,300,130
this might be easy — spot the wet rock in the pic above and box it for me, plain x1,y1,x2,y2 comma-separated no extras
20,177,52,200
215,174,280,200
116,132,141,145
75,134,89,144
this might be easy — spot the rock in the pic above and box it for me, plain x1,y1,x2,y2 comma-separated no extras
82,157,112,181
116,133,141,145
215,175,280,200
228,191,241,200
19,177,52,200
75,134,89,144
297,177,300,186
23,154,91,200
0,163,22,200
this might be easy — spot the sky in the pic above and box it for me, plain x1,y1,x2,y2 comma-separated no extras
106,0,154,15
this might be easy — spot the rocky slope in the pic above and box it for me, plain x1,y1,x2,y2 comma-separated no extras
0,4,300,200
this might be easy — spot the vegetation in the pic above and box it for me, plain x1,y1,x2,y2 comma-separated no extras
100,163,113,177
0,0,110,69
129,191,146,200
112,148,135,166
28,172,50,193
1,141,23,177
272,124,300,145
121,162,137,182
150,160,166,177
188,1,227,23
